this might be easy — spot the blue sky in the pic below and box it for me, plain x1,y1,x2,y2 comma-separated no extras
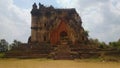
14,0,61,9
0,0,120,44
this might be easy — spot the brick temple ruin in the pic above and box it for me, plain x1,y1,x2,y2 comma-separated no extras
5,3,106,59
30,3,88,44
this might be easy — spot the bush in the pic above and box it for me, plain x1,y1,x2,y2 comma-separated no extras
100,56,120,62
0,52,5,58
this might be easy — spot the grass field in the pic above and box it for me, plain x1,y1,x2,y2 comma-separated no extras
0,58,120,68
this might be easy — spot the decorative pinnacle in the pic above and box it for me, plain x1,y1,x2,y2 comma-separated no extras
32,3,37,9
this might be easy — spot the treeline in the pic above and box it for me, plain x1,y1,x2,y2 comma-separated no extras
89,38,120,51
0,38,120,52
109,39,120,51
0,39,22,52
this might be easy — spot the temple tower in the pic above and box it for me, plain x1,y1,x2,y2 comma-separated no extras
31,3,38,43
30,3,88,45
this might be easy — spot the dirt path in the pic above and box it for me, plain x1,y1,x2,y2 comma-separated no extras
0,59,120,68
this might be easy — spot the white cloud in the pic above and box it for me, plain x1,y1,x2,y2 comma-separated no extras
0,0,120,44
0,0,30,43
56,0,120,43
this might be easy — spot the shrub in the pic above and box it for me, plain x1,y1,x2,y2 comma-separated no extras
0,52,5,58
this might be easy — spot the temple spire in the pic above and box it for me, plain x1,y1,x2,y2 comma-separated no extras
39,3,41,9
32,3,37,9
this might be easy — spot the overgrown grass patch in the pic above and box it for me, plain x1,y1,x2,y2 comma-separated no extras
74,58,102,62
101,56,120,62
0,52,5,58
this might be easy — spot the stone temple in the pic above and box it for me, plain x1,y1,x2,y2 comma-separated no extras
29,3,88,45
6,3,100,59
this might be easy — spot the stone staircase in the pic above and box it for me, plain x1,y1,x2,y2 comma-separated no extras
53,41,73,60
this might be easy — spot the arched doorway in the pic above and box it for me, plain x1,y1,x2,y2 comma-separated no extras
60,31,68,42
50,20,70,45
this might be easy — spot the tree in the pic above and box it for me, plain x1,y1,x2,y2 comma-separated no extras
84,30,89,37
0,39,8,52
10,40,22,49
99,42,108,49
89,38,108,48
109,39,120,51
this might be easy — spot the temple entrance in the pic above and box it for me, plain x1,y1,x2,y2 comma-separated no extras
53,31,72,59
60,31,68,44
60,31,68,40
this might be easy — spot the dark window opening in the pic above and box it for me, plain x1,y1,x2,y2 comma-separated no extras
60,31,68,40
44,23,46,27
44,35,46,41
82,36,85,40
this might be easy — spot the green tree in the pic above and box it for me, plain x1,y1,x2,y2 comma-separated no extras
89,38,100,48
89,38,108,49
0,39,8,52
84,30,89,37
109,39,120,51
99,42,108,49
10,40,22,50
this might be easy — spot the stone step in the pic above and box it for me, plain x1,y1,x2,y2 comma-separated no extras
53,44,73,59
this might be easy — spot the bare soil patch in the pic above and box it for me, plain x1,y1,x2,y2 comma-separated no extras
0,59,120,68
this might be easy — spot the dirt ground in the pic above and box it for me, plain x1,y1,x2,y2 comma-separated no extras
0,59,120,68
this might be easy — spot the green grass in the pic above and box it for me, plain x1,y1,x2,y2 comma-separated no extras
74,58,103,62
0,52,5,58
74,56,120,62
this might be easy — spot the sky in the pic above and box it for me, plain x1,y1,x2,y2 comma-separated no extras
0,0,120,44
